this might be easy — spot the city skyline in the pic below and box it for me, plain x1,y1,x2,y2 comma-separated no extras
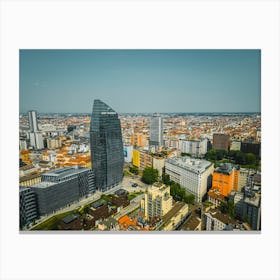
20,49,261,114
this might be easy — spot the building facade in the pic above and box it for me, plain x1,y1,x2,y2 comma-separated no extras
165,156,214,202
149,114,163,149
212,163,239,197
141,182,173,220
178,138,208,155
90,99,124,191
212,133,231,151
123,145,133,163
19,187,38,228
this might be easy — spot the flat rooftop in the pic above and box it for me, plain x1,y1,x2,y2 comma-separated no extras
215,163,239,175
30,181,56,189
166,156,213,173
42,167,88,178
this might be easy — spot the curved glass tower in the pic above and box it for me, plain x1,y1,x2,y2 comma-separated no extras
90,99,124,191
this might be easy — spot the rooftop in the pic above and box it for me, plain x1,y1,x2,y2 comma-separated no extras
181,214,201,231
42,166,89,178
30,181,56,189
166,156,213,173
215,163,239,175
61,213,80,224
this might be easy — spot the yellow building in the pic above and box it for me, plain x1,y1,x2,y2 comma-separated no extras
141,182,173,220
132,149,140,168
132,149,152,170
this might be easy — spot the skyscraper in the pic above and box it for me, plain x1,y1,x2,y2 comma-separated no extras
149,114,163,149
28,110,39,132
28,110,44,150
90,99,124,191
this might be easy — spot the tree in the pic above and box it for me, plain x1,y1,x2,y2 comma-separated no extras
245,153,256,165
142,167,158,184
162,173,171,185
181,152,191,157
184,194,195,204
129,165,139,175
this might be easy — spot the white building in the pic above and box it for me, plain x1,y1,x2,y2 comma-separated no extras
230,140,241,151
123,145,133,163
30,132,44,150
165,156,214,202
178,138,208,155
152,157,165,177
204,209,237,231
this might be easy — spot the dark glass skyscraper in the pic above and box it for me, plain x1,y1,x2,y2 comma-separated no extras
90,99,124,192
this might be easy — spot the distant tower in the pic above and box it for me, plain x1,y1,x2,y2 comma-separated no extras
28,110,44,150
28,110,39,132
90,100,124,192
149,114,163,149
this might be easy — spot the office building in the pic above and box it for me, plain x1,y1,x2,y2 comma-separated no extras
241,142,261,158
28,110,39,132
30,132,44,150
212,163,239,197
165,156,214,202
28,110,44,150
149,114,163,149
179,138,208,155
212,133,231,151
19,187,38,228
90,99,124,191
41,166,95,197
141,182,173,220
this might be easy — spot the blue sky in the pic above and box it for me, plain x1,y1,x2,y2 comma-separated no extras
19,49,261,113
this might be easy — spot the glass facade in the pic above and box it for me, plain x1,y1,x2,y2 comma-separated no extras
90,99,124,191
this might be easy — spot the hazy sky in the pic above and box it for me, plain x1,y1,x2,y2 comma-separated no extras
20,49,261,113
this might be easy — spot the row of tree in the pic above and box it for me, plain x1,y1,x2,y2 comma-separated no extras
162,173,195,204
205,149,258,165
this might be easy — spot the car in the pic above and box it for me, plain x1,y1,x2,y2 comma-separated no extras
131,183,138,187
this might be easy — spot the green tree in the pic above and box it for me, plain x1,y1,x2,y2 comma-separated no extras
181,152,191,157
162,173,171,185
245,153,256,165
142,167,158,184
129,165,139,175
184,194,195,204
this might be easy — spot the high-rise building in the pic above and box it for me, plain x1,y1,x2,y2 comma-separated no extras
212,163,239,197
141,182,173,220
28,110,44,150
90,99,124,191
19,187,38,228
149,114,163,149
165,156,214,203
212,133,231,151
30,132,44,150
28,110,39,132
